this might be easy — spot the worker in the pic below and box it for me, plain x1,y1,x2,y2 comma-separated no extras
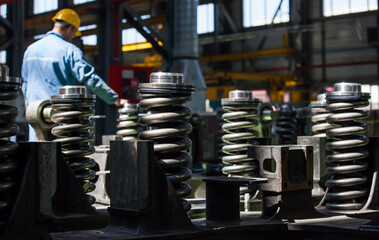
21,8,126,140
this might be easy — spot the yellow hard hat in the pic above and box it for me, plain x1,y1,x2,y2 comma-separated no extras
52,8,81,37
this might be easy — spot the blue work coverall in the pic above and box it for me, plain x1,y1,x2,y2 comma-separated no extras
22,31,118,140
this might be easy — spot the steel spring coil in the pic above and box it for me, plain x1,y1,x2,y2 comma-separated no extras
117,103,140,141
221,90,260,182
0,65,21,230
138,72,194,212
51,86,98,205
311,93,333,137
274,104,297,144
216,108,225,165
325,82,371,210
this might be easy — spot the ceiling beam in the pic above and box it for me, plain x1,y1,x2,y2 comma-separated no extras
199,48,293,63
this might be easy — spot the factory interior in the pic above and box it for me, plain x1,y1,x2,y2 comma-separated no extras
1,0,379,239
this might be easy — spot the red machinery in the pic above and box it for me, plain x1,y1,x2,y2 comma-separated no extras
108,65,154,103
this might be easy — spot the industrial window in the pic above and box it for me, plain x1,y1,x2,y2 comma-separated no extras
243,0,289,27
198,3,214,34
79,25,98,45
0,51,6,64
324,0,378,16
79,24,97,32
121,15,151,45
33,0,58,14
82,35,97,46
122,29,146,45
0,4,7,18
73,0,96,5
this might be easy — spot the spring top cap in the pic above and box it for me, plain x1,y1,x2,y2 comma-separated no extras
51,85,95,100
229,90,253,101
150,72,184,84
222,90,260,105
0,64,22,85
139,72,194,91
327,82,370,98
335,82,361,93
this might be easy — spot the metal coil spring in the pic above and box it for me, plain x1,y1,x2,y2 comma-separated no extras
216,109,225,164
221,90,260,182
0,65,21,229
51,86,98,205
138,72,194,212
325,82,370,210
274,104,297,144
117,103,140,141
311,93,333,137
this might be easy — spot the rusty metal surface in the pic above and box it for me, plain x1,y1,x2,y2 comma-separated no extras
25,99,56,141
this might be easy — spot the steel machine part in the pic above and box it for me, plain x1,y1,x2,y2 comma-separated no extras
297,136,326,198
311,93,333,137
108,140,196,234
221,90,261,179
26,99,56,141
138,72,195,212
117,103,140,141
324,82,371,211
274,104,297,144
248,145,320,219
0,65,21,232
50,86,98,205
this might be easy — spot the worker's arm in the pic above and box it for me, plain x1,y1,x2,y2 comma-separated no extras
67,45,119,105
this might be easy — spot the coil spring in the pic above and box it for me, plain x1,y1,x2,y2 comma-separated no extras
117,103,140,141
0,65,21,229
221,90,260,182
51,86,98,205
325,82,370,210
216,109,225,165
311,93,333,137
138,72,194,212
275,104,297,144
